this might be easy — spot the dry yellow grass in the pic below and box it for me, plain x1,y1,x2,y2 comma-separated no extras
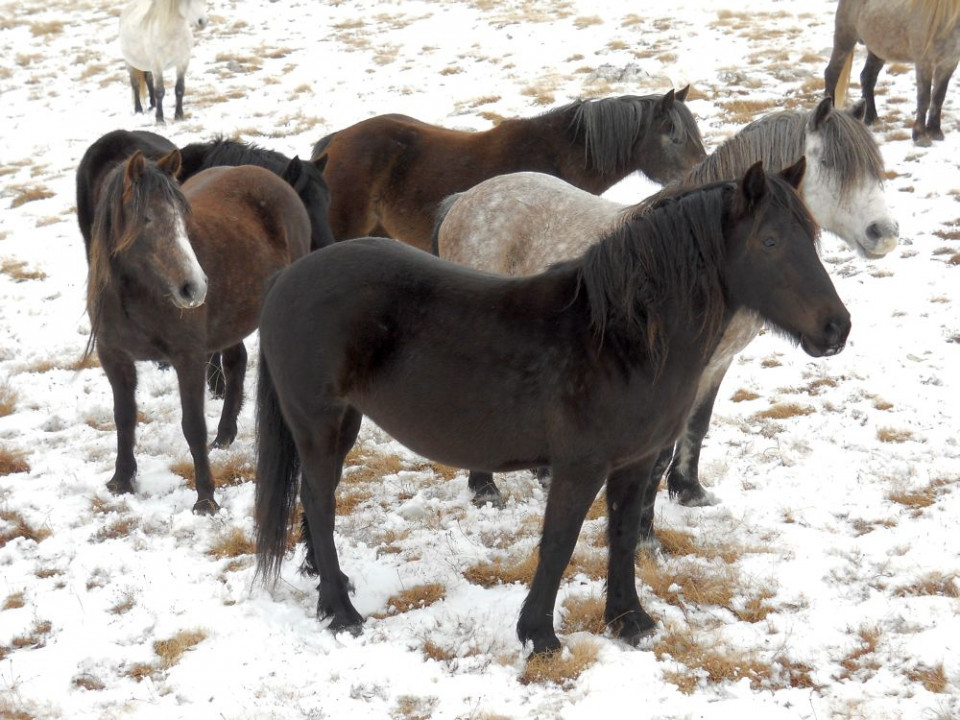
2,592,26,610
904,663,949,693
1,258,46,282
109,592,136,615
154,629,207,669
751,403,815,421
877,427,913,443
208,527,256,559
837,625,883,680
8,185,54,209
94,515,139,542
372,583,446,618
730,388,760,402
519,638,600,686
0,382,18,416
559,594,606,634
11,619,52,649
895,571,959,598
0,445,30,476
0,510,50,547
30,20,63,36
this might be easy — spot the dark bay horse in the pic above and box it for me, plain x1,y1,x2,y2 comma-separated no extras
87,150,310,513
433,97,893,539
825,0,960,145
254,162,850,655
310,88,705,250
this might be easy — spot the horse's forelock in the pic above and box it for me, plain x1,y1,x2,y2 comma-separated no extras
806,107,885,198
568,95,664,174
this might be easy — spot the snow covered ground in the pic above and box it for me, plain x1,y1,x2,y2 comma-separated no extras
0,0,958,718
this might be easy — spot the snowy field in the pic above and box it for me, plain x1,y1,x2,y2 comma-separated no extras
0,0,958,718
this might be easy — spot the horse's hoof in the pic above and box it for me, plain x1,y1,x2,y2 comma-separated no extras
328,615,364,637
929,129,945,142
192,498,219,515
106,477,134,495
471,488,505,510
676,488,720,508
534,467,552,488
611,609,657,646
528,636,562,657
210,434,235,450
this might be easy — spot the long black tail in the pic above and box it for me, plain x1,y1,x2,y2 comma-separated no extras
310,131,338,161
429,192,462,257
254,346,301,585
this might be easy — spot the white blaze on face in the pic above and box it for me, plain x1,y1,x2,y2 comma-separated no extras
801,132,899,258
169,213,208,309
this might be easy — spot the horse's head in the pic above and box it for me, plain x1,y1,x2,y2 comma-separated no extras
635,86,707,184
280,155,335,250
724,159,850,358
801,96,898,258
91,150,208,312
179,0,209,30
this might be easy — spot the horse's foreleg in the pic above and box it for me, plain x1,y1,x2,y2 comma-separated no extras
468,470,504,508
127,66,144,114
927,61,957,141
637,445,675,549
99,345,138,495
517,461,606,655
605,458,659,644
173,357,218,514
666,384,722,509
153,72,166,124
297,406,364,633
860,51,885,125
206,352,226,399
211,343,246,448
913,64,935,145
174,66,187,121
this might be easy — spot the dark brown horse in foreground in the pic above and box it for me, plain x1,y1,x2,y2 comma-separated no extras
825,0,960,145
86,150,310,513
311,89,705,250
254,162,850,655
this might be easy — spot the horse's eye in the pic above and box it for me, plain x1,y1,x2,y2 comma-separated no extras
763,237,777,248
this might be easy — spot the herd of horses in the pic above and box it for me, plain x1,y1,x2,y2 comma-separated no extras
75,0,957,655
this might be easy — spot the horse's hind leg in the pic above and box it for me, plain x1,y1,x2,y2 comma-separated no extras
211,343,246,449
99,345,139,495
127,66,144,114
823,28,857,101
859,51,885,125
173,356,218,513
468,470,504,508
297,405,364,633
912,63,935,145
144,71,156,109
927,61,958,141
152,71,166,124
206,352,226,398
174,66,187,121
517,461,606,655
300,407,362,582
605,458,659,644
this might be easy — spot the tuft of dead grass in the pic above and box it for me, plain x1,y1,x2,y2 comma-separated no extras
1,258,47,282
0,445,30,476
392,694,438,720
93,515,138,542
3,592,26,610
876,426,913,443
109,592,137,615
751,403,814,421
8,185,54,209
519,638,600,686
373,583,446,619
154,629,207,670
895,571,959,598
208,527,256,559
0,382,18,416
72,673,106,691
11,619,52,650
904,663,948,693
836,624,883,681
731,388,760,402
559,594,606,634
0,510,50,548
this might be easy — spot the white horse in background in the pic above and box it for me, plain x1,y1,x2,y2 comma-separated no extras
119,0,208,123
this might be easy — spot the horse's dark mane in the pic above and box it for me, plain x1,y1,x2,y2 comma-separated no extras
536,95,700,176
86,159,188,357
676,107,884,199
576,174,817,369
180,136,290,178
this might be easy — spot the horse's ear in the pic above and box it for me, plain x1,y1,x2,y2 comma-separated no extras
741,160,767,207
158,148,182,179
313,154,329,174
779,156,806,190
849,99,866,122
676,84,690,102
812,96,833,130
659,88,676,114
124,151,147,190
281,156,306,191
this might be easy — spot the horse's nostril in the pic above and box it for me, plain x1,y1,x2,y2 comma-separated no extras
180,281,198,303
866,222,881,240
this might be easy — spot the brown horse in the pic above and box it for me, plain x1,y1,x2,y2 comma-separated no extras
86,150,310,513
310,89,705,250
825,0,960,145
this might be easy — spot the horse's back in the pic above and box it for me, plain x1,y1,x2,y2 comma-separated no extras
438,172,626,275
183,165,311,262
